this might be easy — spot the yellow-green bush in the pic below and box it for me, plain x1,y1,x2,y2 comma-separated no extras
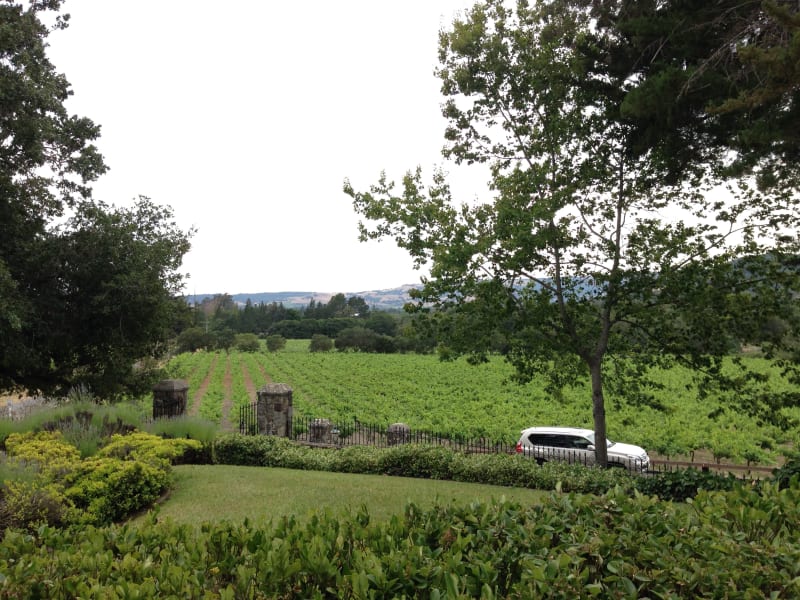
2,430,199,531
0,480,75,533
97,431,202,464
63,457,171,525
4,431,81,480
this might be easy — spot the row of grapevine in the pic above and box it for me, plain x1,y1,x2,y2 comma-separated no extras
163,352,269,427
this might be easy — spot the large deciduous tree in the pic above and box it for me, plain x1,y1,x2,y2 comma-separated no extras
0,1,192,398
345,0,799,466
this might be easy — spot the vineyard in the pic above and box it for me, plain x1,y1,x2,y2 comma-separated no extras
164,340,800,466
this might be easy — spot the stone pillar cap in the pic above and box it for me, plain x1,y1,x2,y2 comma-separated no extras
152,379,189,391
258,383,292,394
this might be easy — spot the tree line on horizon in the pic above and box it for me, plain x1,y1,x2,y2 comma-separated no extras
174,292,437,355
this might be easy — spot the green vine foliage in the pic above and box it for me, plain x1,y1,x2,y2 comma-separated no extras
168,349,799,464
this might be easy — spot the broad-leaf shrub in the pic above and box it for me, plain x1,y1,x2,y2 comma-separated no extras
2,484,799,597
634,467,739,501
772,454,800,489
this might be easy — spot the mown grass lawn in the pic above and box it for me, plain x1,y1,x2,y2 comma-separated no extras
135,464,549,526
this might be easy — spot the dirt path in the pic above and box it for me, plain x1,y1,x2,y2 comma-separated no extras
219,355,234,432
241,361,258,402
254,360,272,385
188,353,219,417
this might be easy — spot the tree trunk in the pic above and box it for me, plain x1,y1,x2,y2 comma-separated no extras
589,359,609,467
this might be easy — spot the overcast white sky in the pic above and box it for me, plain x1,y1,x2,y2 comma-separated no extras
44,0,492,295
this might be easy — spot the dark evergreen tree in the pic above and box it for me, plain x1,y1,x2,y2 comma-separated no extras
0,3,192,397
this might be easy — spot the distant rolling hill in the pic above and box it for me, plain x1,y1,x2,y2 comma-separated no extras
187,284,420,311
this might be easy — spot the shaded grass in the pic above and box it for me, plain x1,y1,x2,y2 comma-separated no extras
136,464,548,526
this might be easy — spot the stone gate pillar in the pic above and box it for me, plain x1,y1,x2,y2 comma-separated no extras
257,383,293,436
387,422,411,445
152,379,188,419
309,418,333,443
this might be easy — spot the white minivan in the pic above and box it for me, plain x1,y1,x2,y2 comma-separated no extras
515,426,650,472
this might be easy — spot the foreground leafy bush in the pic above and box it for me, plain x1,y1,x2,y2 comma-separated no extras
634,466,739,501
1,483,798,598
772,454,800,489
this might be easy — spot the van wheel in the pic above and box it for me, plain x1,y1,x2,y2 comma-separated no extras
536,458,547,466
607,462,627,469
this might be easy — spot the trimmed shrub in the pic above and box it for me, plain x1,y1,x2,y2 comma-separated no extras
0,481,74,533
98,431,203,465
265,334,287,352
449,452,538,487
330,445,383,474
309,334,334,352
213,433,298,466
63,457,171,525
379,445,455,480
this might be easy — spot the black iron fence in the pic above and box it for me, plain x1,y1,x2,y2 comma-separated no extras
238,403,779,476
238,405,659,470
238,405,516,454
239,402,257,435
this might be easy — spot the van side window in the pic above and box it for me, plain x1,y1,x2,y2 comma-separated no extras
569,436,592,449
529,434,553,446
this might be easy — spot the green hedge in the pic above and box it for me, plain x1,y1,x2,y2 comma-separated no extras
212,434,769,501
212,434,639,495
1,483,798,598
